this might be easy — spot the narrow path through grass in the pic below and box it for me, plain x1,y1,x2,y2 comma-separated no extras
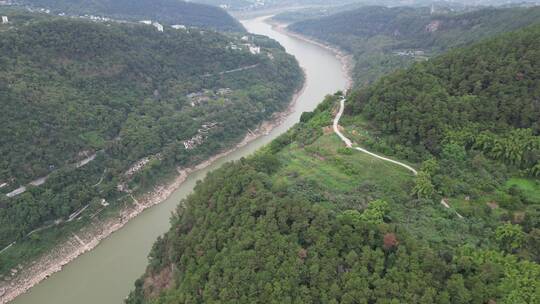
333,97,418,175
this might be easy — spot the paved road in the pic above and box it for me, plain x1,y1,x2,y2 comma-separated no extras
333,97,418,176
5,153,98,198
201,64,260,77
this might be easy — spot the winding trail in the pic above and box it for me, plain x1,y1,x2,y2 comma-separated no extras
333,97,467,218
333,97,418,176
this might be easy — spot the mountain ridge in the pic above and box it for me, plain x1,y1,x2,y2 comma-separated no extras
17,0,244,31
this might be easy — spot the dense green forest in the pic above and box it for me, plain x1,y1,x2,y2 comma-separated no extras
17,0,244,31
0,11,303,274
127,20,540,304
349,24,540,165
288,6,540,85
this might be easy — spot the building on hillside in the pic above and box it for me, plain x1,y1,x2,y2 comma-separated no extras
249,46,261,55
172,24,186,30
139,20,152,25
152,22,164,32
217,88,232,95
1,16,8,24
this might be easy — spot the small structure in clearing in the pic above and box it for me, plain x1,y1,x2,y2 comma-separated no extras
172,24,186,30
187,89,232,107
183,123,218,150
152,22,164,32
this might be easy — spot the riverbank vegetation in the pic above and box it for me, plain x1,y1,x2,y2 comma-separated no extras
0,11,303,276
287,5,540,86
128,18,540,304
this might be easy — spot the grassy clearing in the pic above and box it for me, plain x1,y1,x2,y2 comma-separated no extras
505,178,540,204
275,133,413,211
273,131,490,248
449,177,540,218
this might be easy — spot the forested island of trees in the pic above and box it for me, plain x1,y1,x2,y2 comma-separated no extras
127,13,540,304
287,5,540,86
0,10,303,275
15,0,244,31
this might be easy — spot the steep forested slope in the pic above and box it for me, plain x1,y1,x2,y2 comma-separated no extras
289,6,540,85
350,24,540,168
127,148,539,304
0,11,302,273
18,0,244,31
127,24,540,304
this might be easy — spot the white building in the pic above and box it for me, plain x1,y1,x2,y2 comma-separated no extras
249,46,261,55
1,16,8,24
172,24,186,30
139,20,152,25
152,22,164,32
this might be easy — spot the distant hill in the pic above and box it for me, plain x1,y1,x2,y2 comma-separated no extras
289,6,540,85
0,11,302,274
271,2,367,23
17,0,244,31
